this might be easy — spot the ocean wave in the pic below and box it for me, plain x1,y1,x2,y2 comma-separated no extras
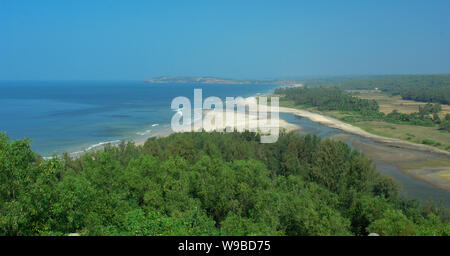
85,140,121,151
42,139,124,159
136,129,152,136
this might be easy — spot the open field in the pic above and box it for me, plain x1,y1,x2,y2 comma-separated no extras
348,90,450,151
353,121,450,151
279,96,450,151
348,90,450,118
277,106,450,156
276,91,450,152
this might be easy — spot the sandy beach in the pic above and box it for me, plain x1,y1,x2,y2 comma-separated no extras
75,100,450,196
135,108,299,146
278,106,450,157
135,102,450,158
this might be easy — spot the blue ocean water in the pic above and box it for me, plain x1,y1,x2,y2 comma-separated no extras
0,81,279,156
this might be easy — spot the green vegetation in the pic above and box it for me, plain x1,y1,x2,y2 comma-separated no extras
399,158,450,170
344,121,450,152
274,87,380,114
422,139,440,146
276,87,447,130
318,74,450,105
439,114,450,132
384,104,442,127
0,131,449,236
276,87,450,150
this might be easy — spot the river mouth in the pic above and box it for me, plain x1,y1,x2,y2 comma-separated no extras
280,112,450,206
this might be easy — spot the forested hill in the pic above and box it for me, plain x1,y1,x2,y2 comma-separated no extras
302,75,450,104
143,76,302,85
144,76,258,84
0,131,449,236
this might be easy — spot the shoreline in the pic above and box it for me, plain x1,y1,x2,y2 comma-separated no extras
66,102,450,159
276,105,450,195
56,98,450,197
398,167,450,193
67,107,300,157
278,106,450,158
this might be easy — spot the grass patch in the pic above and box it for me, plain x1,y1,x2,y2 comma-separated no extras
349,90,450,119
436,170,450,182
399,158,450,170
422,139,439,146
351,120,450,151
278,91,450,151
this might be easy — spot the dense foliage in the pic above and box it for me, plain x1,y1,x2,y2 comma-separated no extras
327,75,450,104
383,103,443,127
0,131,448,236
276,87,447,130
274,87,380,114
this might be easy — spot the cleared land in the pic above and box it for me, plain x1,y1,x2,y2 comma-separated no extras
352,121,450,151
348,90,450,117
346,90,450,151
277,106,450,157
281,90,450,151
279,97,450,151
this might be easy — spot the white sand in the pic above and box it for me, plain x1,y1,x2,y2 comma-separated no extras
135,107,299,146
278,106,450,157
137,96,450,157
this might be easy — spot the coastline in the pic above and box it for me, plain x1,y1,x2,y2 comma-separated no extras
398,167,450,193
275,105,450,195
56,90,450,196
72,107,300,156
68,99,450,159
278,106,450,157
55,96,450,200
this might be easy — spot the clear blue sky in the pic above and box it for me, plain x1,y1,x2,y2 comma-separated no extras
1,0,449,80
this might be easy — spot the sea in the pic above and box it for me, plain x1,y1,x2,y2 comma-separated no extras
1,80,449,204
0,81,279,156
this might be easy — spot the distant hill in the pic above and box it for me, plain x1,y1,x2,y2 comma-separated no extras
144,76,300,85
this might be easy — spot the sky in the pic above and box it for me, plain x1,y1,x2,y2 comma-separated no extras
1,0,450,80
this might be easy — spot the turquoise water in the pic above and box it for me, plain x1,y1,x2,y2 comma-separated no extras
0,81,279,156
1,81,448,205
